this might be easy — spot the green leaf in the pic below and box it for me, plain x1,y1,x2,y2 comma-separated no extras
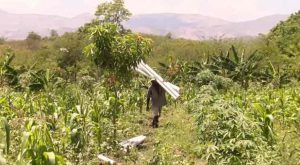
43,152,56,165
0,97,6,104
4,120,10,154
231,45,239,64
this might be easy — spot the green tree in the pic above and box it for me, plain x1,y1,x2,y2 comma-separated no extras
50,29,59,38
95,0,131,30
79,0,131,34
26,31,42,50
165,32,172,39
0,37,6,45
267,10,300,57
26,31,42,40
84,23,152,143
55,32,85,81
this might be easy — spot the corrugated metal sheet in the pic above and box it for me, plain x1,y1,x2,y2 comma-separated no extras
135,60,180,100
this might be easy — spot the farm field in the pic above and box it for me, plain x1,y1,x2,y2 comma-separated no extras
1,0,300,164
1,80,300,164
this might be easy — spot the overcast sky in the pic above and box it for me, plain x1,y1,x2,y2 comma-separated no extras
0,0,299,21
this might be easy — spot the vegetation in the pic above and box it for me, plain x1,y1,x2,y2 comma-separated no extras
268,11,300,57
0,1,299,164
95,0,131,30
0,37,6,45
25,31,42,51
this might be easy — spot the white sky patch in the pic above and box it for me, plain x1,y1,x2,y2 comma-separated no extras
0,0,299,21
28,0,40,8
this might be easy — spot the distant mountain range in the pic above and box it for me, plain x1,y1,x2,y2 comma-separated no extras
0,9,289,40
125,13,288,39
0,9,92,40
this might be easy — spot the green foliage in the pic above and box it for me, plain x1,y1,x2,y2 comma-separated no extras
158,59,183,82
183,82,300,164
197,99,270,164
146,35,261,66
257,61,291,88
210,46,262,89
26,32,42,41
17,119,65,164
0,7,299,165
26,31,42,50
50,30,59,38
0,49,18,86
247,86,300,164
268,10,300,57
95,0,131,30
0,117,10,156
84,21,152,145
84,23,152,82
0,37,6,45
194,70,233,90
55,32,86,81
28,69,54,91
0,79,160,164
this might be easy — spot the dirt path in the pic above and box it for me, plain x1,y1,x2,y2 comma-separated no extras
132,105,203,164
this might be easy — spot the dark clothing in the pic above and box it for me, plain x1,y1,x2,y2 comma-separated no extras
147,81,167,128
147,84,167,108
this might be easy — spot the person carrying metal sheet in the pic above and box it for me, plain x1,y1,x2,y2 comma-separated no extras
147,79,167,128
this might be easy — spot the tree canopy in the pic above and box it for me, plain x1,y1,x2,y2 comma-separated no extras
84,23,152,83
95,0,131,30
26,32,42,41
267,10,300,57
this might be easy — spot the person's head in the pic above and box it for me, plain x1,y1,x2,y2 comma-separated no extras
151,79,160,91
151,79,159,86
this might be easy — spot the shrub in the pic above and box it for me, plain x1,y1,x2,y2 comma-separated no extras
26,32,42,50
196,98,277,164
195,70,233,90
78,75,96,90
0,37,6,45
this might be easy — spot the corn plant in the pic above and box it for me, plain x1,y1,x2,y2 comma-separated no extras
0,117,10,165
17,119,65,164
0,117,10,154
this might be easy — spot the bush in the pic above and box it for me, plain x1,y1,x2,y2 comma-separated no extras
196,98,277,164
0,37,6,45
195,70,233,90
78,75,96,90
26,32,42,50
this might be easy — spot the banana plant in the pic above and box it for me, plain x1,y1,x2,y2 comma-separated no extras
259,61,291,88
0,50,18,86
209,46,262,89
29,69,54,91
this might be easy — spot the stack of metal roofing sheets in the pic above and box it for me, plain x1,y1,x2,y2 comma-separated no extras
135,60,180,100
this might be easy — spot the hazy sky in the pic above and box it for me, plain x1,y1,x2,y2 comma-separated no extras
0,0,299,21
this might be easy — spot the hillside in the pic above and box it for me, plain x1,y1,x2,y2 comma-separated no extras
0,9,288,40
125,14,288,39
0,9,93,40
123,13,231,39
